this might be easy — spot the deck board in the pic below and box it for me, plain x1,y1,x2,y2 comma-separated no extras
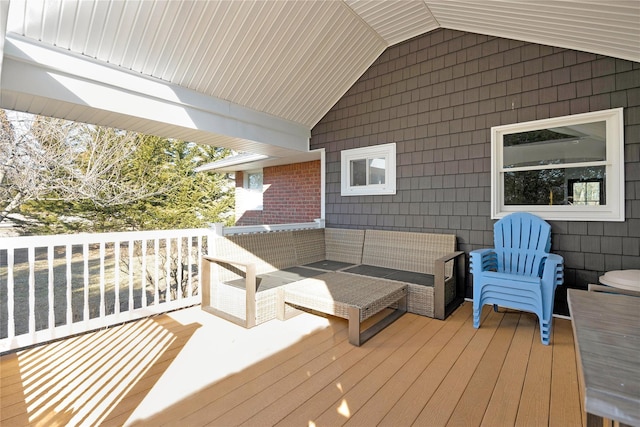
480,313,536,426
343,304,468,426
414,309,507,426
330,317,444,426
549,317,584,427
0,302,584,427
378,305,486,426
515,320,554,426
273,314,424,427
446,311,520,426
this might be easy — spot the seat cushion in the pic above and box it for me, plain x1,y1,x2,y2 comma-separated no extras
226,267,324,292
345,264,435,287
304,260,355,271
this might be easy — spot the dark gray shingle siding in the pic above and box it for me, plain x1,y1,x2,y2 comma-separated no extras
311,28,640,313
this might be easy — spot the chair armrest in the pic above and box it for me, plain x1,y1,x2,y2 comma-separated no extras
469,248,497,273
435,250,465,265
433,251,466,320
201,255,257,328
542,253,564,288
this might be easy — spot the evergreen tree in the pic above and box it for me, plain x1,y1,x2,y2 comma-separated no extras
1,110,234,234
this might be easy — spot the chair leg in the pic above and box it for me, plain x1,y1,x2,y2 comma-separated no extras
540,318,550,345
473,304,481,329
493,304,499,312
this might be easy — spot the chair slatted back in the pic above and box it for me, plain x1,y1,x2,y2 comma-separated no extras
494,213,552,276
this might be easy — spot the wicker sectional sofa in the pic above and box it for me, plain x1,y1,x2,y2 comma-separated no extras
201,227,465,328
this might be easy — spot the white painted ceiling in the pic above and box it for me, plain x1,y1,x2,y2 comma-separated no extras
1,0,639,158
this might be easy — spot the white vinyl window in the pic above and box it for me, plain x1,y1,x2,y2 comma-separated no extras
242,169,263,210
341,143,396,196
491,108,624,221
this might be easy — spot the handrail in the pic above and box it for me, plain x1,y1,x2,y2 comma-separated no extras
211,219,325,236
0,228,209,249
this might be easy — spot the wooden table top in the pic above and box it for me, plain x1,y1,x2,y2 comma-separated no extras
567,289,640,426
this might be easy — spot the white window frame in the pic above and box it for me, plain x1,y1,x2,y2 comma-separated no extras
491,108,625,221
242,169,263,211
341,143,396,196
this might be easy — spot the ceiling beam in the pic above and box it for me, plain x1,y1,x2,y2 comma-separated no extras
1,34,310,153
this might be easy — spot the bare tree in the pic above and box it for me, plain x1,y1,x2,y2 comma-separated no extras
0,111,170,225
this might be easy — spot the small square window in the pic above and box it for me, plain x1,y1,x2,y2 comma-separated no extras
242,169,263,210
247,171,263,191
341,143,396,196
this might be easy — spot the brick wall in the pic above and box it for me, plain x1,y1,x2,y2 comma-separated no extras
310,28,640,312
235,160,321,226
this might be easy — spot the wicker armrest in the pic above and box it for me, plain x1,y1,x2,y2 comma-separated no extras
201,255,258,328
433,251,465,320
202,254,254,270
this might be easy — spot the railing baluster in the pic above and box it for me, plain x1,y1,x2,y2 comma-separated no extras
83,242,89,321
66,244,72,325
154,238,160,305
187,236,193,298
28,246,35,335
47,245,55,332
198,235,203,297
7,249,15,338
99,242,106,318
177,236,183,300
165,238,172,302
114,241,120,315
141,239,147,308
128,240,134,312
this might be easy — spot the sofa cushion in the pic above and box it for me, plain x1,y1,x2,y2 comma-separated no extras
344,264,435,287
224,231,298,273
292,228,326,265
325,228,365,264
225,266,324,292
304,260,354,271
361,229,455,276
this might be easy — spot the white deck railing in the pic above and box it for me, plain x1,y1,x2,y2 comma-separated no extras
0,228,210,353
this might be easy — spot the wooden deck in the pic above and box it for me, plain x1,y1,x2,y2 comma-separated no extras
1,302,584,426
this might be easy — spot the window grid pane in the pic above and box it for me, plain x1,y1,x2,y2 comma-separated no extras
350,159,367,186
368,157,386,185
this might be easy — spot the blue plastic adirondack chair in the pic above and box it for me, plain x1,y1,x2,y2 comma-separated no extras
470,213,564,345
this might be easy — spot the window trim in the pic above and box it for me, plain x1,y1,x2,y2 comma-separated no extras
340,143,396,196
491,108,624,221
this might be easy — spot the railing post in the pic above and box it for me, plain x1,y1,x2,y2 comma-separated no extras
211,223,224,237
